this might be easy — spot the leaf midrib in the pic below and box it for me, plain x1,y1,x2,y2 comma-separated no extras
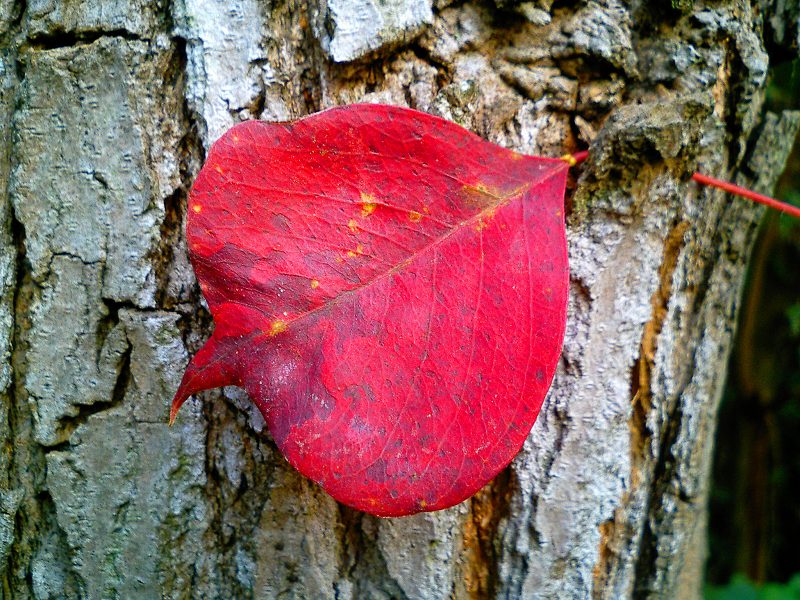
236,162,569,338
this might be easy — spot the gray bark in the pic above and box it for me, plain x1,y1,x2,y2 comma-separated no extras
0,0,798,598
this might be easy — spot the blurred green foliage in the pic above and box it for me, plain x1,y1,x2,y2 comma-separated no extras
706,574,800,600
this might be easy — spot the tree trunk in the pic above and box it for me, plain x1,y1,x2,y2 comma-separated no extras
0,0,798,598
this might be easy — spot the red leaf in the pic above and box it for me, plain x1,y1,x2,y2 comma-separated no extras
171,104,570,517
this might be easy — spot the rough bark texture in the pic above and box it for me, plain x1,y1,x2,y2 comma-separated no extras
0,0,798,598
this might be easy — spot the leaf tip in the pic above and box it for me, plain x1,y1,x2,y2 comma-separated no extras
168,399,180,426
169,380,192,426
168,332,243,425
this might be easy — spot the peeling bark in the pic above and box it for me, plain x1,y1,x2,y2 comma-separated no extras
0,0,798,598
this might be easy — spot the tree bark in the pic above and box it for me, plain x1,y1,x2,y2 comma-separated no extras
0,0,798,598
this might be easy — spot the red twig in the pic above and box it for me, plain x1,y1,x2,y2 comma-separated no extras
565,150,799,219
570,150,589,165
691,172,800,219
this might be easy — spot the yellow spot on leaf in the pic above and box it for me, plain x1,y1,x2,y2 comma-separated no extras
409,210,422,223
423,206,430,214
232,133,240,143
270,320,288,336
214,164,224,174
346,244,364,258
474,206,497,231
311,279,320,289
461,181,530,210
461,182,503,208
348,219,359,233
560,153,577,166
192,204,202,213
360,192,377,217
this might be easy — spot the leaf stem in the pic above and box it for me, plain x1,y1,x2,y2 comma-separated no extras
690,173,800,219
571,150,589,165
564,150,799,219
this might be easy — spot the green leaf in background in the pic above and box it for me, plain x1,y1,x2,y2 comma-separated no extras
788,303,800,338
777,191,800,239
706,574,800,600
